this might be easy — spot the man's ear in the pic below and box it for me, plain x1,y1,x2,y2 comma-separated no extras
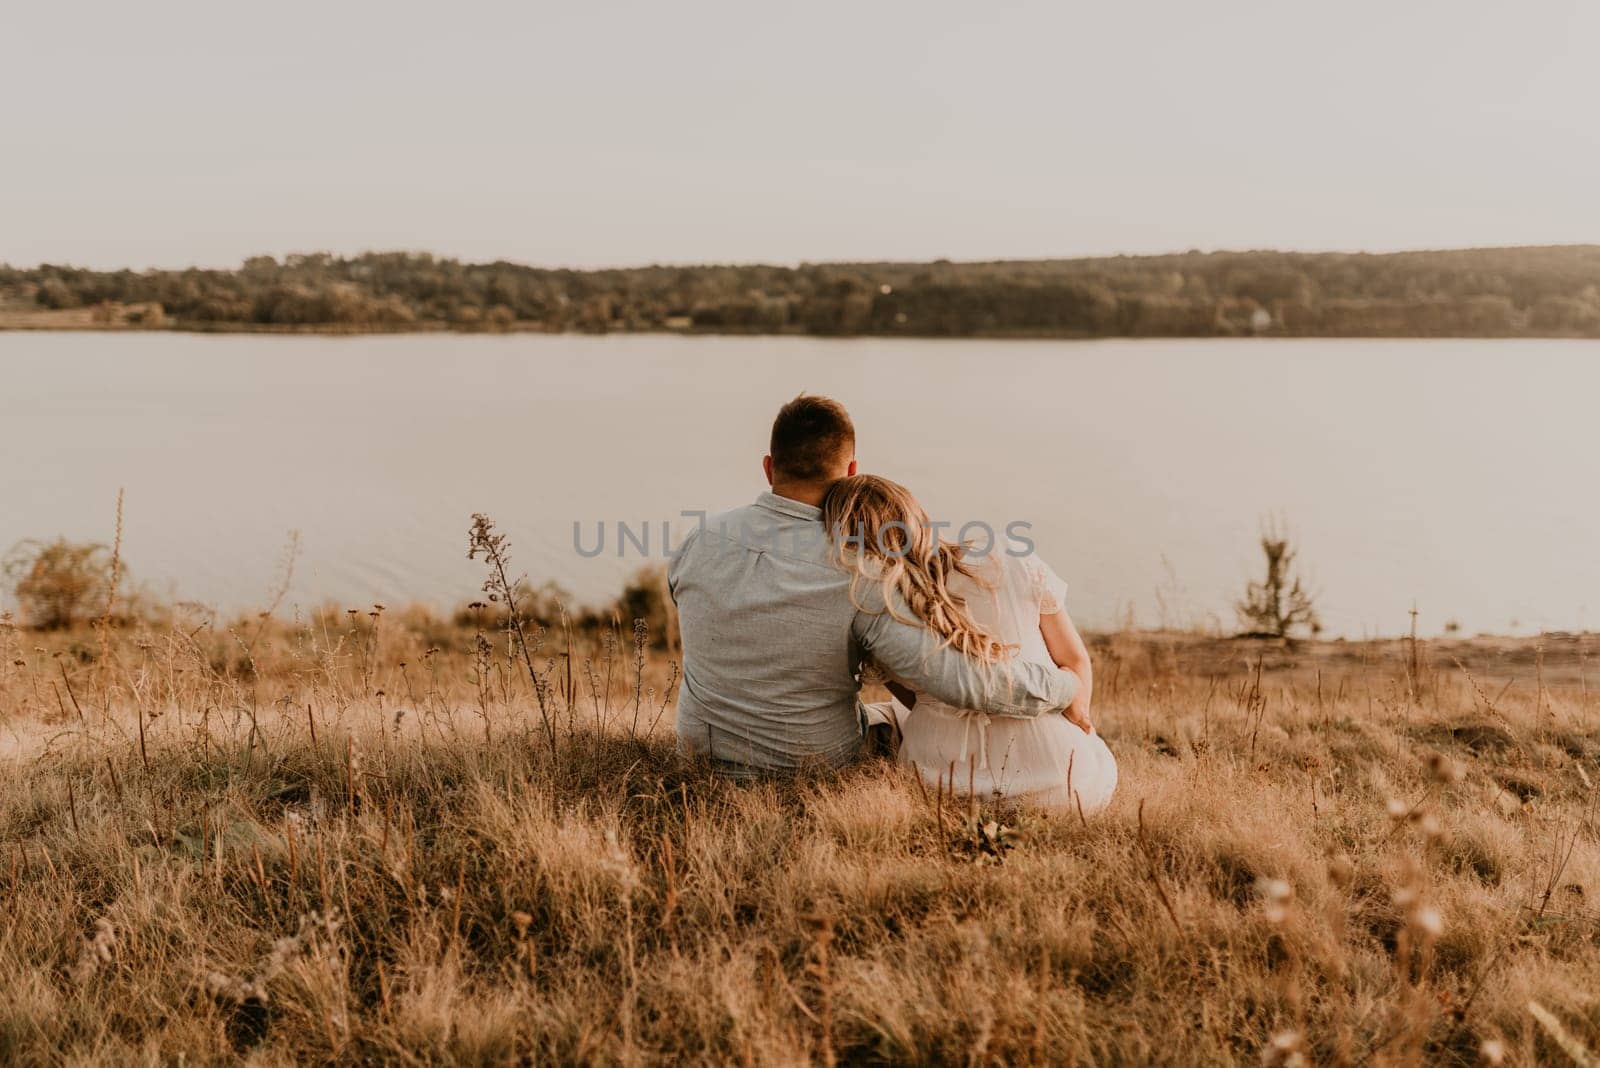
846,459,858,477
762,456,775,486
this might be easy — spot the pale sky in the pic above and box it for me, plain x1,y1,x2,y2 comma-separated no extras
4,0,1597,270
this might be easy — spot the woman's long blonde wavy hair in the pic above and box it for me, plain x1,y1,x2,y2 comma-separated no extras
821,475,1012,664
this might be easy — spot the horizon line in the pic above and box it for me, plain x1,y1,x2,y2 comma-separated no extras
7,240,1600,276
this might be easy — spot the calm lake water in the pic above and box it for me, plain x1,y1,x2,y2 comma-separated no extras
3,332,1595,637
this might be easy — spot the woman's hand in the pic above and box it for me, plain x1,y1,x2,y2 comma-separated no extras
1063,702,1093,734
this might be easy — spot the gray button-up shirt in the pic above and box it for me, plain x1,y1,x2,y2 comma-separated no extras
667,491,1079,774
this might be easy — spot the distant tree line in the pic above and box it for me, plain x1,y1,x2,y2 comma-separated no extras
5,245,1600,337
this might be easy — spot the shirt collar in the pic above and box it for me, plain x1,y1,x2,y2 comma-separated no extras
755,490,822,521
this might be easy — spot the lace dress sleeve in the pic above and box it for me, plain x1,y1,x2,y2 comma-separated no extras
1020,555,1069,615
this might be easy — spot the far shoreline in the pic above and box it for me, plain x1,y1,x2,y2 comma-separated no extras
9,245,1600,340
4,311,1598,343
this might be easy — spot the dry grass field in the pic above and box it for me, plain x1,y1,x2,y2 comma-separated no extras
2,596,1598,1065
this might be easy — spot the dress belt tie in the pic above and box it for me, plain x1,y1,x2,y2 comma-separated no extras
957,712,992,772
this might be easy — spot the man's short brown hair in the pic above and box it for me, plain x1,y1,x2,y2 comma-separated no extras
769,394,855,482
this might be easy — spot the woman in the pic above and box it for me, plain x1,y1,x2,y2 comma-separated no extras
822,475,1116,814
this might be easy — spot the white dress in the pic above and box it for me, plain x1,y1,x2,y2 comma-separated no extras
892,552,1117,814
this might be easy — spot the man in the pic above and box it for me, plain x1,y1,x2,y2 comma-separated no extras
668,394,1079,775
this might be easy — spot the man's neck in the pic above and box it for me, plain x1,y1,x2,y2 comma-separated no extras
769,481,830,508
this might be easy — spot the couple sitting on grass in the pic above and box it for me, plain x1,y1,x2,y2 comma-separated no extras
668,394,1116,813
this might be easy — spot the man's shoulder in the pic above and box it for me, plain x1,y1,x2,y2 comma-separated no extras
676,502,766,558
671,499,848,593
704,503,830,555
703,501,765,533
671,502,762,576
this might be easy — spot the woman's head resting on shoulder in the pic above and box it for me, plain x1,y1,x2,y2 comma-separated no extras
821,474,1012,665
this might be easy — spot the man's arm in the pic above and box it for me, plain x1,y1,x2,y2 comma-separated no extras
852,592,1078,718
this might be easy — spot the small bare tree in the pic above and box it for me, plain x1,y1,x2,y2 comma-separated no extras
1236,518,1319,640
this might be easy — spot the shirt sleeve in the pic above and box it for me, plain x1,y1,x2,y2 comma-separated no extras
850,585,1078,718
666,527,699,599
1021,555,1069,615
